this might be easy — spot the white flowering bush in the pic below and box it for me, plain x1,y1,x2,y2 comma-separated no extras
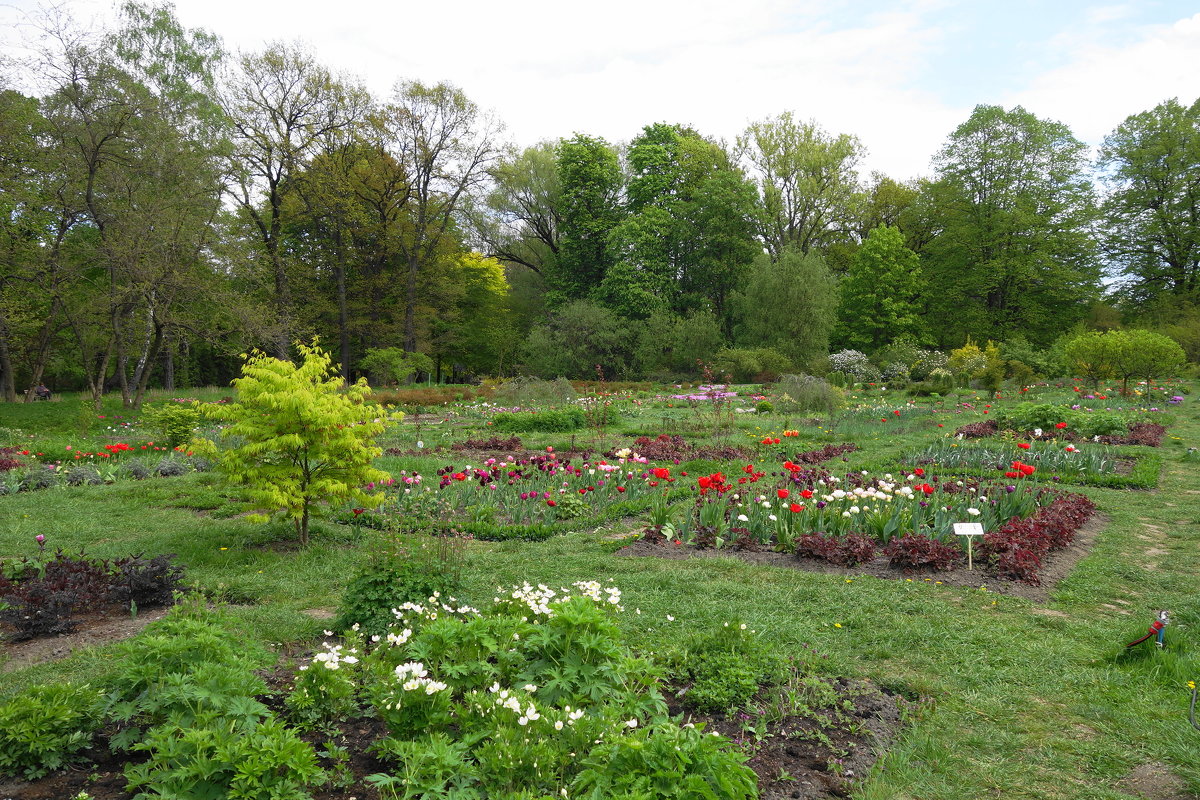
286,582,756,799
829,349,880,382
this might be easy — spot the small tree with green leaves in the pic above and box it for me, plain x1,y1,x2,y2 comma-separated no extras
1065,329,1186,395
360,347,435,386
216,342,394,545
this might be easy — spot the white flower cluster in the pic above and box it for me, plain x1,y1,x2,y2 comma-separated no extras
394,661,449,694
391,592,480,626
497,581,623,617
304,641,359,671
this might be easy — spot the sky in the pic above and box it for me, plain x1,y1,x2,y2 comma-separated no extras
2,0,1199,180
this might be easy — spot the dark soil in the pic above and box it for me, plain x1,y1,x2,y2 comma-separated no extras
616,513,1109,603
1,607,171,673
670,678,906,800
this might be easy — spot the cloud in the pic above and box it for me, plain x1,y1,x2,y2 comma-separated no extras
1006,12,1200,150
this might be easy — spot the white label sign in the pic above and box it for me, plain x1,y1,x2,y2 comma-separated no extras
953,522,984,537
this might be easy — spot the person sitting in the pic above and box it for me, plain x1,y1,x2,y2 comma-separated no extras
33,383,51,401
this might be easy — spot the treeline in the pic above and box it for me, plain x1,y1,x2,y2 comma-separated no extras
1,3,1198,404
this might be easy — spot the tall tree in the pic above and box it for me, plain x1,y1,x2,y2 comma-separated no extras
1098,97,1200,309
551,134,623,305
834,225,925,351
737,112,864,257
384,81,504,354
599,123,759,322
223,42,370,358
732,248,838,367
923,105,1101,346
474,141,561,277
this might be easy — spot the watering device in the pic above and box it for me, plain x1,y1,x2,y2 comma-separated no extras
1125,610,1169,649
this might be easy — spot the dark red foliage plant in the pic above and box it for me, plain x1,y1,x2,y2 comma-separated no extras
882,534,961,571
794,532,876,567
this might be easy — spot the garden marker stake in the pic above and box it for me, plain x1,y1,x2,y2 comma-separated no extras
1125,610,1169,649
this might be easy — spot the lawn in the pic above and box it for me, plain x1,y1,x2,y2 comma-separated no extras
0,380,1196,799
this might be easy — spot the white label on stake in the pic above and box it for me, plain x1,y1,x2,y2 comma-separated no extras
954,522,985,537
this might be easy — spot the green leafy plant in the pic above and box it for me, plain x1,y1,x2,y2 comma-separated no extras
0,683,104,779
140,401,202,450
679,621,789,714
212,340,395,545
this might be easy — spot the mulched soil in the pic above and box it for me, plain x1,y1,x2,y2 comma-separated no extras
1,607,171,674
616,513,1109,604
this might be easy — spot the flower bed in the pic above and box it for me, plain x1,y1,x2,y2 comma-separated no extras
954,419,1167,447
635,462,1097,586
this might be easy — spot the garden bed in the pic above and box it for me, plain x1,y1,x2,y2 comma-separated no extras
618,513,1108,603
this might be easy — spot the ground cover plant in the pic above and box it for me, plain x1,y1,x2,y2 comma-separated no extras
0,378,1197,800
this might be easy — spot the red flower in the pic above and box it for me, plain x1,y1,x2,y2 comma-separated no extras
777,489,789,500
19,450,28,455
648,481,659,487
352,508,365,516
894,409,901,416
919,483,935,495
914,468,924,477
617,486,626,493
1017,443,1031,450
547,499,557,507
652,467,670,480
937,424,944,427
698,476,712,489
453,472,467,481
1019,464,1035,476
800,489,813,499
789,503,803,513
1004,470,1020,479
1055,422,1068,429
773,437,781,444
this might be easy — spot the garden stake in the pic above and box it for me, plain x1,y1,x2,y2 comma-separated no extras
1125,610,1169,649
1191,684,1198,732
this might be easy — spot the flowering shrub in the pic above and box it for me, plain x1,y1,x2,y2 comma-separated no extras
311,582,756,798
829,350,878,382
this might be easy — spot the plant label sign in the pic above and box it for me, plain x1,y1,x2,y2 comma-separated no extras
954,522,984,569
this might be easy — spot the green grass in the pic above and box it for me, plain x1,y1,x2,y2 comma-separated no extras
1,382,1198,798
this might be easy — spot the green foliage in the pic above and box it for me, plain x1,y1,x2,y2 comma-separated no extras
571,722,757,800
361,347,435,386
335,556,461,639
140,401,202,450
125,714,324,800
1064,329,1187,394
552,134,624,305
678,622,789,714
711,347,792,382
493,407,588,433
521,300,636,379
0,683,104,779
1099,97,1200,310
491,376,577,406
773,374,846,414
214,341,393,545
834,225,925,350
733,248,838,367
923,104,1100,346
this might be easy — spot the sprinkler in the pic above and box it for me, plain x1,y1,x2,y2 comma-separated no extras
1125,610,1169,649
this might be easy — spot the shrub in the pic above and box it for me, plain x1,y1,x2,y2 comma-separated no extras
121,459,152,480
774,374,845,414
712,347,792,382
335,557,461,639
109,553,187,609
155,458,189,478
492,407,588,433
0,446,23,472
140,401,202,450
492,375,577,405
0,551,113,640
882,534,961,571
829,350,879,382
0,683,104,779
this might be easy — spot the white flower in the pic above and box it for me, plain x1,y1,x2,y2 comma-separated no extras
625,718,638,728
967,508,981,516
737,514,749,522
666,614,675,621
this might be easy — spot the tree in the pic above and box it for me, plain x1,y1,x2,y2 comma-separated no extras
737,112,864,257
732,248,838,368
520,300,635,379
551,134,623,305
1064,329,1185,394
601,124,759,322
923,105,1101,346
475,141,561,278
224,42,370,358
215,341,391,546
1098,97,1200,308
385,81,504,354
834,225,925,351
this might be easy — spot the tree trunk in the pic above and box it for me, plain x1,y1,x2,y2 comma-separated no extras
131,322,165,409
25,295,64,403
335,230,350,381
164,344,175,391
0,312,16,403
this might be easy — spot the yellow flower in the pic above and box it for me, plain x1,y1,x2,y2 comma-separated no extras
219,547,228,551
834,623,843,628
1189,681,1196,691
